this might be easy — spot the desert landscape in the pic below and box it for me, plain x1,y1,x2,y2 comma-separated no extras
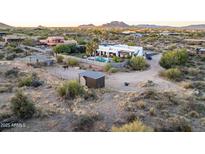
0,21,205,132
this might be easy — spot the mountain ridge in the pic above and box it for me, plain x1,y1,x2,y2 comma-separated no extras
0,22,13,29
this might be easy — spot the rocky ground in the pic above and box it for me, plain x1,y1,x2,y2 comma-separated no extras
0,54,204,131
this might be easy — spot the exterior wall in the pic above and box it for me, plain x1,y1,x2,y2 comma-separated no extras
110,60,128,68
96,77,105,88
84,77,105,88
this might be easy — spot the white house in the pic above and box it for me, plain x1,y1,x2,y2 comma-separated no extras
96,44,144,58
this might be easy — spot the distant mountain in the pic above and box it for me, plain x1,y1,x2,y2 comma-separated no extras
181,24,205,30
101,21,129,28
135,24,173,29
0,22,12,29
78,24,95,28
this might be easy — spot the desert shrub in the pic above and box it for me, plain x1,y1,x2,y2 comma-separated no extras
187,111,200,118
104,63,112,72
181,81,193,89
156,116,192,132
67,58,79,67
5,68,19,78
73,113,102,131
129,56,149,71
190,81,205,94
84,89,97,100
112,120,153,132
57,80,84,99
183,102,205,115
18,73,42,87
30,80,44,87
0,112,12,121
6,46,16,52
56,55,64,63
6,53,16,60
167,44,177,50
10,91,36,119
160,68,182,81
0,53,4,60
0,84,12,93
125,113,137,123
112,56,121,63
13,47,24,53
159,49,188,69
137,100,146,109
108,68,118,73
18,75,33,87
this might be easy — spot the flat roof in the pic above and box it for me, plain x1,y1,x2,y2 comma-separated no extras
79,71,105,79
97,44,143,53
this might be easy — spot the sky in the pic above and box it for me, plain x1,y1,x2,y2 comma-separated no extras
0,0,205,27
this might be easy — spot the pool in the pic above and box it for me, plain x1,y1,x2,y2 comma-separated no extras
95,56,109,63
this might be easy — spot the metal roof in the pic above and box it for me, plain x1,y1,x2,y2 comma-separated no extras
79,71,105,79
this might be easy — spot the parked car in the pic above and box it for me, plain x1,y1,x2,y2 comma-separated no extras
145,53,152,60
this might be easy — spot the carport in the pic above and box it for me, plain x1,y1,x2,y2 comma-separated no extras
79,71,105,88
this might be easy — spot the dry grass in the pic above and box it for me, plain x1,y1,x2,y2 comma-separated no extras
112,120,153,132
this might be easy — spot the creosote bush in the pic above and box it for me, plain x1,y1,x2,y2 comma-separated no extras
112,120,153,132
159,49,188,69
57,80,84,99
18,73,43,87
56,55,64,63
104,63,112,72
129,56,149,71
73,113,102,131
11,91,36,119
160,68,182,81
18,75,33,87
67,58,79,67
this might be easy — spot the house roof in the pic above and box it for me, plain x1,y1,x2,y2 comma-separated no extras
97,44,143,55
4,35,26,40
79,71,105,79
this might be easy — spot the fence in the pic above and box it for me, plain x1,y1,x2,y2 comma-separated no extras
59,54,106,67
20,45,52,54
110,60,128,68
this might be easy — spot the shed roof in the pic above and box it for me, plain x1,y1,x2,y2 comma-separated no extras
79,71,105,79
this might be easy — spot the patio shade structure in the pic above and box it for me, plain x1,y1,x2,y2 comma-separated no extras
79,71,105,88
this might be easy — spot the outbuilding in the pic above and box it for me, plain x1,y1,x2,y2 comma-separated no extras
79,71,105,88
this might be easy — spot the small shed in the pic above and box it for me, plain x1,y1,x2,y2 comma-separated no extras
79,71,105,88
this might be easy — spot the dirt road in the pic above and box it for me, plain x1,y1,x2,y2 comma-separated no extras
106,54,188,93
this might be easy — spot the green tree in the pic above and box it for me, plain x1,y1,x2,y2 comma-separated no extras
53,44,72,55
159,49,188,69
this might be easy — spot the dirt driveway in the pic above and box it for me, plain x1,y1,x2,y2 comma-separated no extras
106,54,189,93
